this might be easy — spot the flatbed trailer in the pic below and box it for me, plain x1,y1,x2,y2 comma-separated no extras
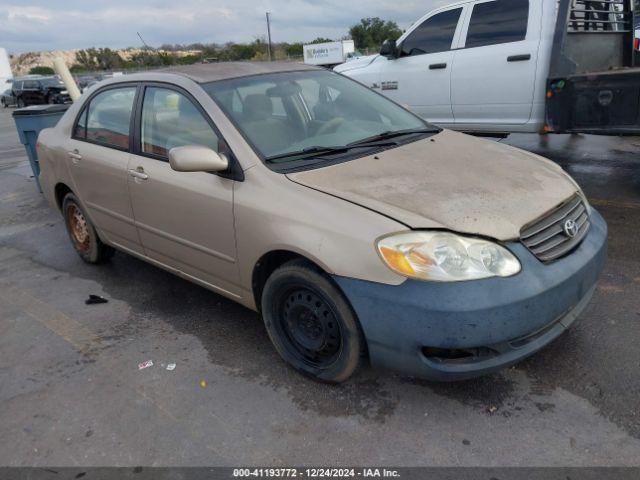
546,0,640,134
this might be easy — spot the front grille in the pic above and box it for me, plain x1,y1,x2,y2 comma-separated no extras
520,195,590,262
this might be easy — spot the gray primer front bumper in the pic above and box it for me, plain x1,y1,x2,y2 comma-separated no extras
333,209,608,381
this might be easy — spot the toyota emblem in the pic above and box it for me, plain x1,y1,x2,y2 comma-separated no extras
564,219,579,238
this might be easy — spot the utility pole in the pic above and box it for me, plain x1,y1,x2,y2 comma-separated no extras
266,12,273,61
137,32,151,51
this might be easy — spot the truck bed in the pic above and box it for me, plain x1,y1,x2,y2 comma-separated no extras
546,67,640,135
545,0,640,135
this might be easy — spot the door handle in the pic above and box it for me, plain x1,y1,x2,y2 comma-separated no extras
128,167,149,180
429,63,447,70
507,54,531,62
68,150,82,164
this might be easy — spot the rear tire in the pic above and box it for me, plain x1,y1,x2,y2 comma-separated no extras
261,260,363,383
62,193,114,264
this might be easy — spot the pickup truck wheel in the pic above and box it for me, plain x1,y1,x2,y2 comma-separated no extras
261,260,363,383
62,193,114,264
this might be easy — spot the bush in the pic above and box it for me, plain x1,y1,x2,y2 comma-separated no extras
29,66,55,75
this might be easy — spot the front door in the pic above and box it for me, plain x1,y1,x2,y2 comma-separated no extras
451,0,540,126
376,6,464,125
127,84,239,297
66,84,143,254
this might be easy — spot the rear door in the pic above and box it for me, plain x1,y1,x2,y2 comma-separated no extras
375,6,465,125
66,84,143,254
127,84,240,297
451,0,541,127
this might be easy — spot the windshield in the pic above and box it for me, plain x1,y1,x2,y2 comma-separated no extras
203,70,433,162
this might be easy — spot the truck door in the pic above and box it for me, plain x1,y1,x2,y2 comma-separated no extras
451,0,541,128
375,6,465,126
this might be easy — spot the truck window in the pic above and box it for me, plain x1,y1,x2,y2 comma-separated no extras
400,8,463,57
465,0,529,49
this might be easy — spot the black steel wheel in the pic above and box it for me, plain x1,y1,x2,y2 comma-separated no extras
280,287,342,367
262,260,363,383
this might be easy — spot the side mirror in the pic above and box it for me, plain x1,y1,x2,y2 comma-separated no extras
168,145,229,173
380,39,398,59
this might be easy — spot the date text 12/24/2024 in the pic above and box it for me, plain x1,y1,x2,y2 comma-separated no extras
233,468,400,478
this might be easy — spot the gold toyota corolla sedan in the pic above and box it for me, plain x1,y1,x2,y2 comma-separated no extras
37,62,607,383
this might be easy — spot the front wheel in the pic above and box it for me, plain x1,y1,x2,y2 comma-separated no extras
261,260,363,383
62,193,114,264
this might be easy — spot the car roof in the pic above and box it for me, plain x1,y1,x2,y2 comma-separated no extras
156,61,321,83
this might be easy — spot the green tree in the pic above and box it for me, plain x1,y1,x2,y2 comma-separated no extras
282,42,303,57
29,66,55,75
349,17,402,50
310,37,333,44
74,48,124,71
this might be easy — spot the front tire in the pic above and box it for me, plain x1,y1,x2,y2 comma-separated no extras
62,193,114,264
261,260,363,383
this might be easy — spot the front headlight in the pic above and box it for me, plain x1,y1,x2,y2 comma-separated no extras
377,231,521,282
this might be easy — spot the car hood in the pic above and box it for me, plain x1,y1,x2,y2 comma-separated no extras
286,130,580,241
334,55,379,73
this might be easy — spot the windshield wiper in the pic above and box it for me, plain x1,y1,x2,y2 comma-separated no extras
266,146,349,162
265,142,399,163
347,127,439,147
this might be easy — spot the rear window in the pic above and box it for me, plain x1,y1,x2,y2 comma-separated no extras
74,87,136,149
465,0,529,49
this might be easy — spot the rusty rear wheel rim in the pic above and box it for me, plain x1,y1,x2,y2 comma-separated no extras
67,204,90,252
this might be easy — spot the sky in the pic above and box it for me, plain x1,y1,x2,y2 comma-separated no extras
0,0,450,54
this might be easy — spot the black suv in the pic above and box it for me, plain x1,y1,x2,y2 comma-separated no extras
12,77,71,107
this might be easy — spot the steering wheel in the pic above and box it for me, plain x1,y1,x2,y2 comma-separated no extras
316,117,345,136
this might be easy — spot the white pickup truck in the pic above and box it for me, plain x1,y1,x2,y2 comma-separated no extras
335,0,640,136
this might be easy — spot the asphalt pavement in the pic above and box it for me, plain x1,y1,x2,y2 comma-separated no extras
0,106,639,466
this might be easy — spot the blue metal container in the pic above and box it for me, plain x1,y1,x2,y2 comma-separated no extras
12,104,69,192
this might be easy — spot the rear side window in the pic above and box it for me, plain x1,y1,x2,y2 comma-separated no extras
23,80,38,89
73,107,87,139
140,87,219,158
84,87,136,149
465,0,529,49
400,8,463,57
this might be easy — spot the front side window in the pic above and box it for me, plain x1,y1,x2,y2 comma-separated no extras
400,8,463,57
140,87,219,158
465,0,529,49
204,70,430,162
85,87,136,149
23,80,38,89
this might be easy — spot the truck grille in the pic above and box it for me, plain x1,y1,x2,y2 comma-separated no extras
520,195,590,262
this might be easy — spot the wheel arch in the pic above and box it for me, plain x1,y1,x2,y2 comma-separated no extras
251,249,333,312
54,182,73,211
